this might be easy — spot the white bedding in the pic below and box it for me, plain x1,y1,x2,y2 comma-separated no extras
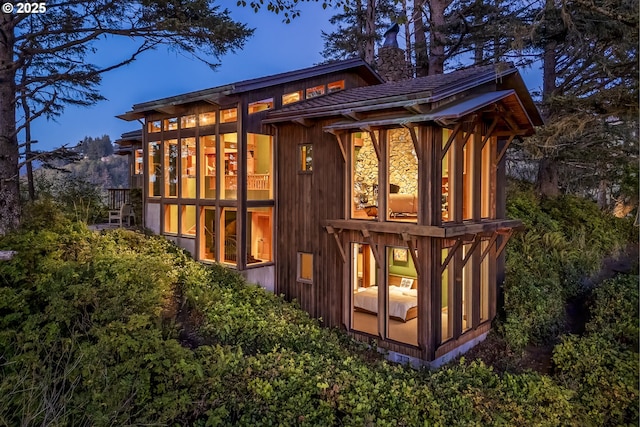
353,286,417,321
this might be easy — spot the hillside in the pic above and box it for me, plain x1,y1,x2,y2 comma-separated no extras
0,194,637,426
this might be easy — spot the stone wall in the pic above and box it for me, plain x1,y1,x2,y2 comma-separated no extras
353,129,419,207
376,47,411,82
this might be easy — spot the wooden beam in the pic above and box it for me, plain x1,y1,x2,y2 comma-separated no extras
342,111,362,121
293,117,314,127
460,116,477,150
441,122,462,161
479,233,498,264
326,226,347,263
401,232,422,276
405,104,425,114
461,235,481,268
496,229,514,258
361,127,381,161
495,135,516,166
440,239,462,274
402,124,422,160
361,229,381,266
326,130,347,162
481,117,499,149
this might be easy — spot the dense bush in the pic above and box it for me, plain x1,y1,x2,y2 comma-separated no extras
0,201,632,425
553,275,639,426
502,182,635,349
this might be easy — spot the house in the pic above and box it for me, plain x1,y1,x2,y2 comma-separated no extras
116,56,542,366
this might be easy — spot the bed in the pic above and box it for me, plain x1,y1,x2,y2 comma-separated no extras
353,285,418,322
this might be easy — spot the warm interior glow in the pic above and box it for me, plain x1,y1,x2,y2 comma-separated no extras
282,90,302,105
248,98,274,114
148,120,161,133
181,115,196,129
306,85,325,98
327,80,345,93
298,253,313,281
199,112,216,126
221,108,237,123
164,117,178,131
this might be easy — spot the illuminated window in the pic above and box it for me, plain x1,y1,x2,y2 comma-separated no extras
181,205,196,236
134,149,143,175
327,80,345,93
199,112,216,126
283,90,303,105
247,133,273,200
164,117,178,131
181,115,196,129
180,137,196,198
297,253,313,283
221,133,238,200
200,207,216,262
164,204,178,234
222,209,237,265
247,207,273,264
351,132,378,219
300,144,312,172
248,98,274,114
387,246,418,346
441,245,453,341
306,85,325,98
221,108,237,123
164,139,178,198
351,243,378,336
148,141,161,197
442,128,452,222
148,120,161,133
387,128,418,223
200,135,216,199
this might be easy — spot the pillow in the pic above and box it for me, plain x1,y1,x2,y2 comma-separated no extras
399,277,414,288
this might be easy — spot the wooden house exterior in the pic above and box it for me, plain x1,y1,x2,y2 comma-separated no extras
117,59,542,365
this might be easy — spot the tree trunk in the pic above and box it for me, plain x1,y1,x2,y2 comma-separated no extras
364,0,376,65
428,0,447,75
0,14,20,235
536,157,560,197
413,0,429,77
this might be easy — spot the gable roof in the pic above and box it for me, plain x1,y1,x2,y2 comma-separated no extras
118,58,383,121
265,62,543,131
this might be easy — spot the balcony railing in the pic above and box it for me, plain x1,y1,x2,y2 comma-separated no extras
107,188,130,210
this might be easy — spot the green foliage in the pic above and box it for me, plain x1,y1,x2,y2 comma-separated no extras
0,208,630,425
502,183,634,349
553,275,639,426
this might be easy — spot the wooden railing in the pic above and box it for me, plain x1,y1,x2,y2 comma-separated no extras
219,174,270,191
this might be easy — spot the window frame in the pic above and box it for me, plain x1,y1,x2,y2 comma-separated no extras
297,252,313,283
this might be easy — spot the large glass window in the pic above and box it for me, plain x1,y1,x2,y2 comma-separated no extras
480,240,490,322
199,112,216,126
247,207,273,264
327,80,345,93
387,247,418,346
462,138,474,221
387,128,418,222
200,135,216,199
181,205,196,236
164,204,178,234
247,133,273,200
148,120,161,133
442,128,452,222
481,137,492,218
181,137,196,198
200,207,216,262
181,114,196,129
351,243,378,336
306,85,325,98
351,132,379,219
221,209,237,265
441,245,453,341
148,141,162,197
220,133,238,200
221,108,237,123
164,117,178,131
164,139,178,198
462,243,473,332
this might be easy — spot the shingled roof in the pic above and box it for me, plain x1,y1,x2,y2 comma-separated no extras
265,62,542,127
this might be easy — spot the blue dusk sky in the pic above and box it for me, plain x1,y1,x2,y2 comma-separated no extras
28,3,542,153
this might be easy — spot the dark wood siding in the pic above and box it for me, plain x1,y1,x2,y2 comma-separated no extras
275,119,345,323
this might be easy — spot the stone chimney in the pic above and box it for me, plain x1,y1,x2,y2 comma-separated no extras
376,23,411,82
